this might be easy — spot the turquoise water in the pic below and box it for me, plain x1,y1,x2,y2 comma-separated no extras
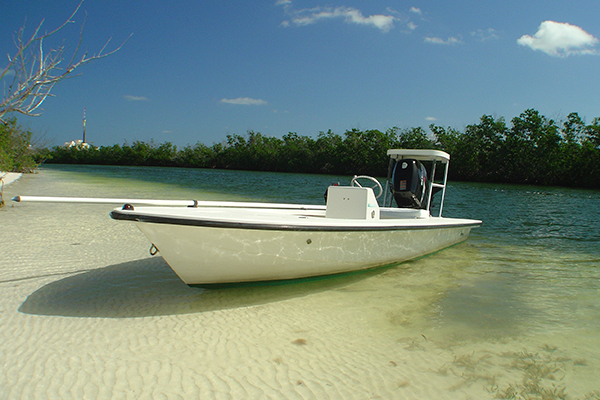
33,164,352,203
3,164,600,399
40,163,600,337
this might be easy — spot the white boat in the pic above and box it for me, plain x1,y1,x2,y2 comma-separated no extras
108,149,481,285
14,149,481,285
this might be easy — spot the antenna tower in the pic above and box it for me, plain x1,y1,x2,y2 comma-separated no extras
83,108,87,143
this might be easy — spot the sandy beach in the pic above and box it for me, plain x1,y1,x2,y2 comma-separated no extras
1,167,599,399
1,171,22,187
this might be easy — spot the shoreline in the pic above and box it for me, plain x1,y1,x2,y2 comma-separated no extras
1,166,599,399
0,171,23,186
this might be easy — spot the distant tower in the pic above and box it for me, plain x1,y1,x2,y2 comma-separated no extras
82,108,87,143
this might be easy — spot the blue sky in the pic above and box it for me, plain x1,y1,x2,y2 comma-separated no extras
2,0,599,147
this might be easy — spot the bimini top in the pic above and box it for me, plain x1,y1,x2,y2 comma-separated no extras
387,149,450,163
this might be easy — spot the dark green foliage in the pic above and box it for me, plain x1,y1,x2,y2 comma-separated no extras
429,109,600,188
0,117,39,172
47,127,430,177
43,109,600,189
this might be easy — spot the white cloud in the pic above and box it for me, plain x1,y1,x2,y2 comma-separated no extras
275,0,291,5
124,95,149,101
424,36,462,45
425,116,438,121
2,68,15,77
471,28,499,42
281,6,396,33
517,21,598,57
220,97,268,106
409,7,422,16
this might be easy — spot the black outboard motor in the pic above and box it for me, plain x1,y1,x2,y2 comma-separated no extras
392,159,427,208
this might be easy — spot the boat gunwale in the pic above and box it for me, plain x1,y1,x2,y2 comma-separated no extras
109,209,481,232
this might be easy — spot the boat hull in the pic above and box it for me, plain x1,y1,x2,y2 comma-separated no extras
134,221,474,285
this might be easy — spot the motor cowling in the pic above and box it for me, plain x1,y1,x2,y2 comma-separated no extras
392,159,427,208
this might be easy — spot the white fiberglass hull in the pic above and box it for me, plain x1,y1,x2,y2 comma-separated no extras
111,205,480,285
15,149,482,285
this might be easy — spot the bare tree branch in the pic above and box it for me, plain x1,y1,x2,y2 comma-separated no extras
0,0,131,124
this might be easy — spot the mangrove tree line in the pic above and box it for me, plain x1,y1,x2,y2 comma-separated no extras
19,109,600,189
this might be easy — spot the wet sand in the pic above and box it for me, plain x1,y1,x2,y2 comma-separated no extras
1,169,599,399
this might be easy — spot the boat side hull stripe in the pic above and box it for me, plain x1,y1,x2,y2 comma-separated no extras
109,210,481,232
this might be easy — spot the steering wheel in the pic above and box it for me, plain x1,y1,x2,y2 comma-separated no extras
351,175,383,199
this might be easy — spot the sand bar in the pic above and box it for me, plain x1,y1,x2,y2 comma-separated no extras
1,166,599,399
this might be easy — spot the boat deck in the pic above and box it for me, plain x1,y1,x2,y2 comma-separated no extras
111,205,481,231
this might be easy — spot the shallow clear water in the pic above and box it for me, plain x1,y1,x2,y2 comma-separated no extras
1,164,599,399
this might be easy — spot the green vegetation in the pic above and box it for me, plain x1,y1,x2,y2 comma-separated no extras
0,117,40,173
432,109,600,188
5,108,600,189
